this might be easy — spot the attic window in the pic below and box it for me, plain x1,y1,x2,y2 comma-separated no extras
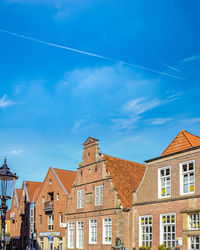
49,179,52,185
88,169,92,176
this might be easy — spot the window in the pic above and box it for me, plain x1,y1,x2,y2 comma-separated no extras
160,213,176,248
49,179,52,185
60,213,63,224
57,193,60,200
77,190,84,209
42,196,45,203
40,238,44,250
89,219,97,244
139,215,152,248
158,167,171,198
103,218,112,245
189,236,200,250
180,161,195,195
68,222,75,249
95,185,103,206
76,221,84,249
48,215,54,230
58,238,63,250
39,215,42,226
189,213,199,230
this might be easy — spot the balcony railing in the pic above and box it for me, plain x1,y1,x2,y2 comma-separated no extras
44,201,54,213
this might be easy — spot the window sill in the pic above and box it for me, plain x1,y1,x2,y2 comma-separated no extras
180,192,195,196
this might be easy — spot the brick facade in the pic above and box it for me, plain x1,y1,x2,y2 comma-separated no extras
35,167,76,250
66,137,145,250
133,131,200,249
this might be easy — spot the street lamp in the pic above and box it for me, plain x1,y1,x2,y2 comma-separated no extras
0,158,18,250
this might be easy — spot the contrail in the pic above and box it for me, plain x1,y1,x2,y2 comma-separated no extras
0,29,185,80
161,63,180,73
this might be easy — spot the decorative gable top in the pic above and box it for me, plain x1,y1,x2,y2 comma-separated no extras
83,137,99,146
161,130,200,156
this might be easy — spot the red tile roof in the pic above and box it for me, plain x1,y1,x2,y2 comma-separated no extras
53,168,77,194
25,181,43,202
104,154,146,208
161,130,200,156
16,189,22,204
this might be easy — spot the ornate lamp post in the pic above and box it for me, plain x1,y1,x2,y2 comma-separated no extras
0,158,18,250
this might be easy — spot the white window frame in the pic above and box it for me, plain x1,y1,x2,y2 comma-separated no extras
57,193,60,200
139,215,153,248
76,221,84,249
102,218,112,245
95,185,103,206
189,213,199,230
68,222,75,249
77,190,84,209
48,214,54,231
180,160,195,195
158,166,171,199
89,219,97,244
160,213,176,248
59,213,63,224
189,236,200,250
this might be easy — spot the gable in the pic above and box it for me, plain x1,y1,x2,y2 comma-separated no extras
161,130,200,156
83,137,99,146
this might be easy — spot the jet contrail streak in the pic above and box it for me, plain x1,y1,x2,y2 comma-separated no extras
0,29,185,80
161,63,181,73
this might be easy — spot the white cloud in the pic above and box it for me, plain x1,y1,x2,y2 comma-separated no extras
111,116,140,130
145,118,172,125
11,149,23,155
181,118,200,124
181,55,200,63
122,97,162,115
71,120,85,134
0,95,14,107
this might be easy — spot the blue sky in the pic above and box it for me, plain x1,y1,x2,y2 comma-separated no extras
0,0,200,191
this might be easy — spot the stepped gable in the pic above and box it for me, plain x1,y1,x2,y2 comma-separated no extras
161,130,200,156
104,154,146,208
53,168,77,194
25,181,43,202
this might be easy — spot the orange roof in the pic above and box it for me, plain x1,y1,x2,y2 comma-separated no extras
104,154,146,208
16,188,22,204
25,181,43,202
161,130,200,156
53,168,77,194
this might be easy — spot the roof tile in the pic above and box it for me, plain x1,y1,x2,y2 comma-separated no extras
104,154,146,208
161,130,200,156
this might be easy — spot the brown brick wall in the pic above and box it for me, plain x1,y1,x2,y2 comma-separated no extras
66,139,132,250
35,167,68,249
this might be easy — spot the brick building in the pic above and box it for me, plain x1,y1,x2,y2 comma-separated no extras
66,137,146,250
10,188,22,249
133,130,200,250
10,181,43,249
35,166,76,250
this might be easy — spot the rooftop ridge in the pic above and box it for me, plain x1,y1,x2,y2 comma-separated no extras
103,153,145,166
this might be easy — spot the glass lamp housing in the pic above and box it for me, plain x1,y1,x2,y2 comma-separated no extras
0,159,18,199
